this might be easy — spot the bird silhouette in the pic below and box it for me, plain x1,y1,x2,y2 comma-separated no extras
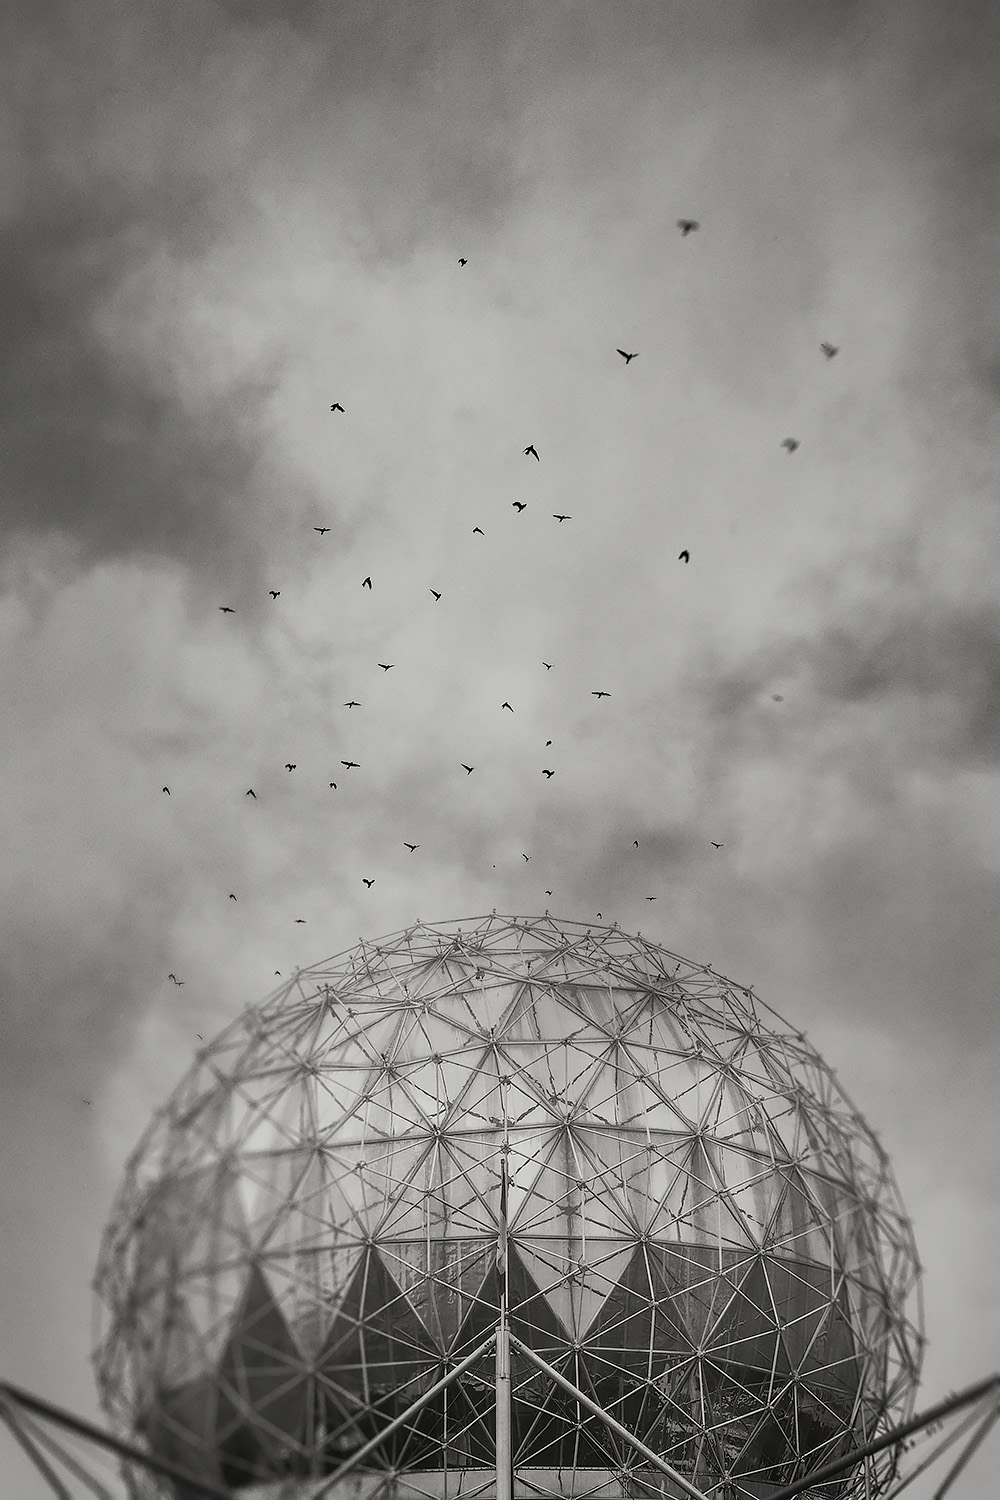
229,893,237,901
196,1034,203,1040
645,895,657,901
341,760,360,769
245,788,256,798
362,878,375,888
162,786,170,794
473,526,484,536
512,501,526,512
545,739,552,746
458,258,467,266
542,769,554,778
269,590,280,600
553,513,571,522
430,588,442,600
781,438,799,453
328,781,337,789
295,918,306,923
524,445,539,461
633,840,639,848
679,550,690,563
502,701,513,712
820,342,839,359
545,889,553,896
711,841,724,849
330,402,345,412
592,690,610,699
362,576,372,589
404,842,419,852
617,349,638,364
523,854,530,862
461,763,474,774
218,606,234,613
168,973,184,985
772,694,784,702
542,661,553,670
677,219,699,235
314,526,330,534
378,663,394,671
345,700,361,708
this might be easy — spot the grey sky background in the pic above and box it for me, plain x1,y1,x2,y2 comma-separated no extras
2,2,999,1494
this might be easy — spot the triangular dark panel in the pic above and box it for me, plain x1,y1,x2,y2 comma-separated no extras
143,1375,225,1499
315,1245,442,1469
215,1262,311,1481
578,1243,693,1455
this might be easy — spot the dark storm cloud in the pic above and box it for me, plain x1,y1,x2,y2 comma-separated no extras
0,180,283,581
705,599,1000,769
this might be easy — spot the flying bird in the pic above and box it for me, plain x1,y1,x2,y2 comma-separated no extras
168,974,184,985
196,1034,203,1040
772,694,784,702
294,918,306,923
545,889,553,896
345,700,361,708
512,501,526,512
781,438,799,453
229,893,237,901
328,781,337,789
645,895,657,901
330,402,344,412
362,878,375,888
218,606,234,613
430,589,442,600
553,513,571,522
502,701,513,712
522,853,530,862
378,662,394,671
461,764,474,774
633,840,639,848
678,550,690,563
458,257,467,266
677,219,699,236
591,690,610,699
269,591,280,600
820,342,839,359
473,526,484,536
542,661,553,670
542,769,554,778
314,526,330,534
617,349,638,364
404,843,419,852
524,445,539,460
711,841,724,849
245,788,256,798
362,576,372,589
341,760,359,769
162,786,170,794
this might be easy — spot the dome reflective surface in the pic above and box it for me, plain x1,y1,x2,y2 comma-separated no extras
93,915,923,1498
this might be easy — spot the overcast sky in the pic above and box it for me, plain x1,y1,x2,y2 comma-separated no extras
2,2,999,1496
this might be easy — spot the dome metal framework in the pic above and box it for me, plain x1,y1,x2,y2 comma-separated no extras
93,914,924,1499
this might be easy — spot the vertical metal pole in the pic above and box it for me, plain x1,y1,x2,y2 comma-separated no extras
496,1127,513,1500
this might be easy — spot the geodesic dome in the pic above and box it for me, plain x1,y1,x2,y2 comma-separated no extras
93,914,923,1499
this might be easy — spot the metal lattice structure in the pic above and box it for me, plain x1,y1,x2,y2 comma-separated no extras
93,914,924,1499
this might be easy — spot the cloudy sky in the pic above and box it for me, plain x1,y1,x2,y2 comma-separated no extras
2,1,999,1494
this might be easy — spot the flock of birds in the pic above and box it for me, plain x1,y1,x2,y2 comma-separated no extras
160,219,840,992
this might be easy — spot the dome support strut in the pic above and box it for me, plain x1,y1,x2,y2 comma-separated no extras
508,1335,711,1500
